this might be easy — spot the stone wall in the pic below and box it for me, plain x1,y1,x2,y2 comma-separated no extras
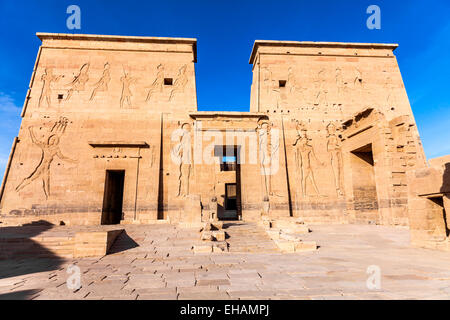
248,41,426,225
0,33,197,226
407,156,450,250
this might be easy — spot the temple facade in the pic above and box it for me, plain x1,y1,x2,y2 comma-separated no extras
1,33,438,240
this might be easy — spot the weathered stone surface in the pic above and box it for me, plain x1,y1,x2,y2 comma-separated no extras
211,231,226,242
407,158,450,251
193,245,212,254
294,241,317,252
74,229,123,258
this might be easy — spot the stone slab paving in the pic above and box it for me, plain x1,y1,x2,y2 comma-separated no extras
1,223,450,300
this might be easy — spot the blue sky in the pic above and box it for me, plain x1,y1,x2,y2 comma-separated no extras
1,0,450,181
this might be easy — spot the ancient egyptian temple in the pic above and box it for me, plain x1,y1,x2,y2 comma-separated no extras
0,33,448,251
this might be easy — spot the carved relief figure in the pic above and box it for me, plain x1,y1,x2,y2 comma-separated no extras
287,67,304,101
169,64,188,101
335,67,345,97
258,120,271,199
90,63,111,101
326,122,344,197
293,123,324,198
315,69,328,107
384,72,398,109
38,68,63,108
120,70,137,108
269,123,281,197
146,64,164,102
172,122,192,197
16,117,77,199
354,68,363,87
258,120,281,199
271,86,283,109
261,67,272,95
150,146,155,168
66,63,90,101
287,67,297,94
350,67,364,106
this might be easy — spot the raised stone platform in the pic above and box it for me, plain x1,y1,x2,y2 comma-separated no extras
0,223,124,260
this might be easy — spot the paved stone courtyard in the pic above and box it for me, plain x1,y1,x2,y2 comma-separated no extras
1,223,450,300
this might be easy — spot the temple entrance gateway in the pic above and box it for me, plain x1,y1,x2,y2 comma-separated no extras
215,146,242,221
101,170,125,225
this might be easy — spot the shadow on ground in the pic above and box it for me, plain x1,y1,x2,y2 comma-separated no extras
107,230,139,254
0,221,65,280
0,289,42,300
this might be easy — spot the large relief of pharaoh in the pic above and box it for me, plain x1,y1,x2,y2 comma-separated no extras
15,117,78,199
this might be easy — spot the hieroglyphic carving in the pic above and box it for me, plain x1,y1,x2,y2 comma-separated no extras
66,63,90,101
120,69,137,108
38,68,63,108
15,117,77,199
90,63,111,101
261,66,304,108
293,121,324,198
172,122,192,197
326,122,344,197
146,64,164,102
169,65,188,101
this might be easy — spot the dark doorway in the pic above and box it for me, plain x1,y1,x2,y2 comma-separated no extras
225,183,237,211
429,197,450,237
350,144,379,224
214,146,242,221
101,170,125,225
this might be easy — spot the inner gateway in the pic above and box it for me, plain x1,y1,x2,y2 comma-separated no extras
215,146,242,221
350,144,379,224
428,197,450,238
101,170,125,225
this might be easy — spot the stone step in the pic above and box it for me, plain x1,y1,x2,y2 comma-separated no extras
222,222,280,253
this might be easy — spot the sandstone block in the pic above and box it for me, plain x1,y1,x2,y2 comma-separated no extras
193,245,212,254
294,241,317,252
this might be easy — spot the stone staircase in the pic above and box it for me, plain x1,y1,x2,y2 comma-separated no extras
222,222,280,253
260,217,318,253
